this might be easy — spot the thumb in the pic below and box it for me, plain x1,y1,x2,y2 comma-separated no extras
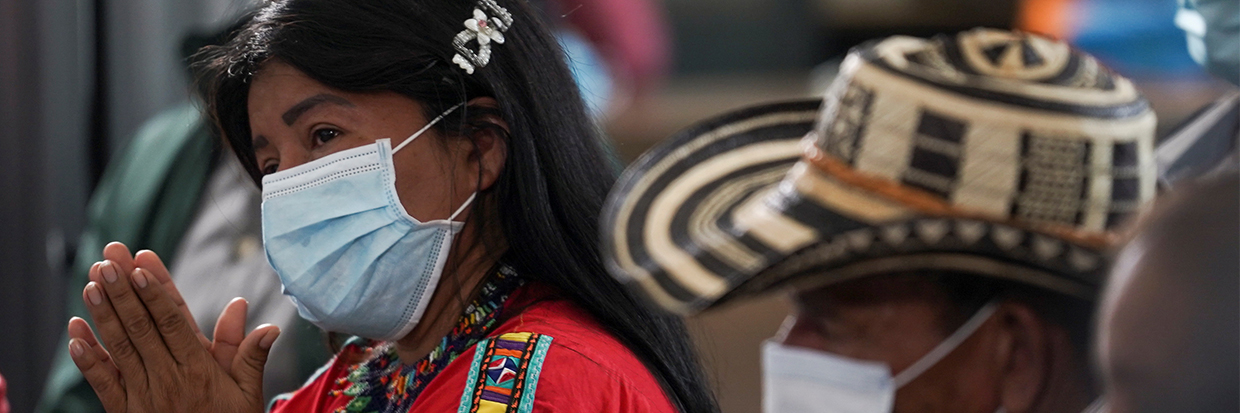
230,324,279,399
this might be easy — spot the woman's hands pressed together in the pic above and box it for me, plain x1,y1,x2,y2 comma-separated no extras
66,241,280,413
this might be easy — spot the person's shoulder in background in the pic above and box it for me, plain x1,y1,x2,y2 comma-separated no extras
1,370,11,413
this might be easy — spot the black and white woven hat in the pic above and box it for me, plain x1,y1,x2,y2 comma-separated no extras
602,29,1158,315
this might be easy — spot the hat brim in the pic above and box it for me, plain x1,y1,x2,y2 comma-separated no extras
603,100,823,314
603,100,1109,315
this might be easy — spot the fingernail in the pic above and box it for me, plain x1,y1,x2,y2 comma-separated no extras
69,339,85,357
259,328,279,349
85,283,103,305
101,261,118,283
133,269,148,288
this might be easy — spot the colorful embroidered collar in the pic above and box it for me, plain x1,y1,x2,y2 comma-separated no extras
330,265,524,413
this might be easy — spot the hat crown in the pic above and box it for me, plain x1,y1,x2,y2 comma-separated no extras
869,29,1113,90
812,28,1156,238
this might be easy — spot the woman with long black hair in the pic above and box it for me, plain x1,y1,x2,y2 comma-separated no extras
61,0,719,412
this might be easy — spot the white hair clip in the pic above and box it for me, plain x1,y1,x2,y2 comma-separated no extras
451,0,514,74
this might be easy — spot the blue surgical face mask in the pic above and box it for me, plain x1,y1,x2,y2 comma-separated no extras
762,301,1000,413
260,103,473,340
1177,0,1240,85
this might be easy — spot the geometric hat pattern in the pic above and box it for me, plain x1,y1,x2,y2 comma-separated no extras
603,29,1157,315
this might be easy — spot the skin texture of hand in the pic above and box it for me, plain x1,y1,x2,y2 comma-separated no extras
66,242,280,413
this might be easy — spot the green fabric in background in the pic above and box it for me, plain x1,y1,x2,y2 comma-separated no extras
37,104,215,413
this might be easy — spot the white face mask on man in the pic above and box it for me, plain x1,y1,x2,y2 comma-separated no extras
761,301,1000,413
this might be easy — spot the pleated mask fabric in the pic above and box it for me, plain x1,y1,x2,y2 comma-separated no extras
260,105,470,341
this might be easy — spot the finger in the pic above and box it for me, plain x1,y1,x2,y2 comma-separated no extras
68,335,127,412
69,317,113,366
87,260,102,282
66,319,118,382
82,279,147,388
134,250,204,338
210,298,248,374
95,260,176,368
231,324,279,401
101,242,136,280
130,267,211,365
80,261,119,364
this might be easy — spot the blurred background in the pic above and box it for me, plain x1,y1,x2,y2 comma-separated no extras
0,0,1232,412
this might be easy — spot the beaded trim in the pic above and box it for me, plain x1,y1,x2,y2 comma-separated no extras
331,265,524,413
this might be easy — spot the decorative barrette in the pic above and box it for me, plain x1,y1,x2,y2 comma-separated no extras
451,0,514,75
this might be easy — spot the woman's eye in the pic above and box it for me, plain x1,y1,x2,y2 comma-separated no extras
312,128,342,144
262,163,279,175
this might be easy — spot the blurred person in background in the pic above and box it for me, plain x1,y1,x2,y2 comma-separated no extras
1,371,9,413
539,0,670,120
36,18,327,413
60,0,718,412
1154,0,1239,186
604,28,1157,413
1015,0,1202,77
1096,173,1239,413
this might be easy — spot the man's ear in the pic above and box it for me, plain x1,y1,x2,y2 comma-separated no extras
463,97,508,192
994,302,1051,413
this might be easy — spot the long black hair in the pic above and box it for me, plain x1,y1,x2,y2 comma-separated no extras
193,1,718,412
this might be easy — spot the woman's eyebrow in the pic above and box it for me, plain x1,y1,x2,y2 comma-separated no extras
282,93,355,126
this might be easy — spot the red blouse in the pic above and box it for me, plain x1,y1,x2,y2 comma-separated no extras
268,283,678,413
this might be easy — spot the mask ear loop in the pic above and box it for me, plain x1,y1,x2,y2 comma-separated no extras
391,102,474,223
393,102,466,153
447,192,477,222
893,299,1001,388
772,314,799,342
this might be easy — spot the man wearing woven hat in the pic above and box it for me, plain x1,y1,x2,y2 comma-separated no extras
603,28,1156,413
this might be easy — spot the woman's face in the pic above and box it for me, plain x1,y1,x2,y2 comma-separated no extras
247,60,479,222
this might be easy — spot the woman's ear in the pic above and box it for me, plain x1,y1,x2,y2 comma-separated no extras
464,97,508,192
994,302,1050,413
